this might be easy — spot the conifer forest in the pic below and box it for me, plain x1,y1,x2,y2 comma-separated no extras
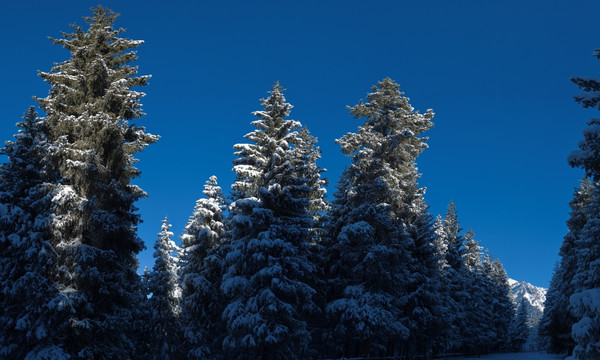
2,5,600,360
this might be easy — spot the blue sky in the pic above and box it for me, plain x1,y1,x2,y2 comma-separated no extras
1,0,599,288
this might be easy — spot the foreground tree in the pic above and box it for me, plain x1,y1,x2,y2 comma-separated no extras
0,107,62,358
565,48,600,360
34,7,158,358
222,83,319,360
539,179,591,355
325,78,440,358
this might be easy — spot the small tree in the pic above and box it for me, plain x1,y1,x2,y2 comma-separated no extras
146,218,181,360
180,176,227,359
510,298,531,351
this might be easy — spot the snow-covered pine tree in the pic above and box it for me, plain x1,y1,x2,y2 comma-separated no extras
440,202,465,277
0,107,65,359
34,7,158,358
434,215,447,261
293,127,329,238
461,230,490,356
461,237,513,355
290,127,329,356
565,48,600,360
511,297,531,351
474,252,502,353
538,262,565,352
145,217,182,360
485,255,514,351
539,179,591,355
463,230,482,271
179,176,227,359
400,190,445,357
325,78,440,358
221,83,318,360
434,202,468,353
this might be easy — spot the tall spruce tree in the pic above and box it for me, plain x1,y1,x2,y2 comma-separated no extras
0,107,64,359
325,78,440,358
221,83,319,360
146,218,181,360
539,179,591,355
180,176,227,359
33,7,158,358
565,48,600,360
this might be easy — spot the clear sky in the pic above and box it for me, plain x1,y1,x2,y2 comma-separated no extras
1,0,598,288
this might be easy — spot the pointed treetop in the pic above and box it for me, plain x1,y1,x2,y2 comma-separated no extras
348,77,434,136
39,5,150,121
159,216,174,238
203,175,223,199
463,229,483,270
84,6,120,26
252,81,294,133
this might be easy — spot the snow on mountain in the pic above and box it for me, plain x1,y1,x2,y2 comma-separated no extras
508,278,547,314
508,277,547,340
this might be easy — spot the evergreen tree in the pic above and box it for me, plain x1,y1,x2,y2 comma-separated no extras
134,266,151,357
433,215,447,263
221,83,318,360
145,218,181,360
0,107,65,359
434,202,467,353
293,127,329,232
462,230,489,356
290,127,329,356
34,7,158,358
400,192,445,358
180,176,227,359
565,48,600,360
510,297,531,351
538,262,563,351
485,255,514,351
325,78,440,358
539,179,591,355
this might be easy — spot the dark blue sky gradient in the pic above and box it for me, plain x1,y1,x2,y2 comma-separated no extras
1,0,599,288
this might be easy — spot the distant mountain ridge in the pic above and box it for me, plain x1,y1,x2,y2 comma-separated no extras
508,278,547,331
507,278,547,313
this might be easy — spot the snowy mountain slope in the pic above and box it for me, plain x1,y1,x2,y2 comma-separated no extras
508,278,547,335
508,278,547,314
